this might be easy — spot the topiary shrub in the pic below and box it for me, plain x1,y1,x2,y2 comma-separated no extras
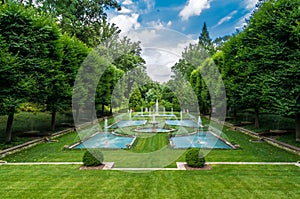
82,149,104,167
185,148,205,168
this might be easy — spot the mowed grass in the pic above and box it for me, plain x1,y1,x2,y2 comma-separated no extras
3,126,300,166
0,164,299,198
1,120,300,198
131,133,168,153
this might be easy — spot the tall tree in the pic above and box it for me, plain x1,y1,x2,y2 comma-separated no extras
46,34,90,131
0,3,61,142
34,0,121,47
221,0,300,136
198,22,215,55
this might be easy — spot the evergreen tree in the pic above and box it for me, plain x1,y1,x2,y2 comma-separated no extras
198,22,215,55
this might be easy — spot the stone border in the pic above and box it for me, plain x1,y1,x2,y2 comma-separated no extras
209,117,300,156
0,127,73,158
0,120,102,158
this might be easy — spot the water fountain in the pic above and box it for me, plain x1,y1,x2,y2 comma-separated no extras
129,109,132,120
104,118,108,134
149,114,159,129
180,111,183,121
155,99,159,115
163,107,166,115
198,116,203,129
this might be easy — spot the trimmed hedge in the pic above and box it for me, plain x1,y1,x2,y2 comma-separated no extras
82,149,103,166
185,148,205,168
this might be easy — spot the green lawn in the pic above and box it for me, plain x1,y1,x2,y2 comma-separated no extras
131,133,168,153
3,126,300,168
1,120,300,198
0,164,299,198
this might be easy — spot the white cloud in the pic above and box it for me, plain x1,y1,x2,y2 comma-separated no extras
148,20,164,30
235,12,251,30
122,0,133,5
110,13,141,33
122,28,196,82
213,10,238,28
124,29,159,46
143,0,155,11
234,0,259,31
146,20,173,30
118,7,133,14
179,0,211,21
142,48,179,83
245,0,258,9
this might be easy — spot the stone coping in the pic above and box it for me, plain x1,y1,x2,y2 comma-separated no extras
209,117,300,155
0,120,103,158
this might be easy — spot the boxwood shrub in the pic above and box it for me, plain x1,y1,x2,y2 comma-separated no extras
82,149,103,166
185,148,205,168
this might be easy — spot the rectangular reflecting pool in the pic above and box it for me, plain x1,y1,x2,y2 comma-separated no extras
165,120,198,128
170,132,233,149
72,133,136,149
109,120,147,128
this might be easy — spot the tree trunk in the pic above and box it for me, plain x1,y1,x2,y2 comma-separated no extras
110,105,113,115
296,113,300,142
254,107,260,128
5,108,15,143
51,109,56,131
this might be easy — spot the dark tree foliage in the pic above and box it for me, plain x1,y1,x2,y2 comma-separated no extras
220,0,300,139
34,0,121,47
0,3,61,142
198,22,215,55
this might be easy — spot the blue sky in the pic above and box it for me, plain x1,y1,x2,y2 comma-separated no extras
108,0,258,39
107,0,258,82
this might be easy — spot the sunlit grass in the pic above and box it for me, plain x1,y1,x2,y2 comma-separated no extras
0,164,299,198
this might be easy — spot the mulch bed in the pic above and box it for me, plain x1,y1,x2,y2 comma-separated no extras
79,164,105,170
184,164,212,170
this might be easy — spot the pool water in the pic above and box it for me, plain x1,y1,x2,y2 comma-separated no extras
138,114,176,117
109,120,147,128
165,120,198,128
171,132,232,149
73,133,135,149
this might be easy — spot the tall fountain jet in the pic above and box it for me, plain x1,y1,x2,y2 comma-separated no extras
129,109,132,120
198,116,202,128
104,118,108,134
155,99,159,115
180,111,183,121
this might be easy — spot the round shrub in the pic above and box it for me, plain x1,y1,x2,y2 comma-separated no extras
185,148,205,168
82,149,103,166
